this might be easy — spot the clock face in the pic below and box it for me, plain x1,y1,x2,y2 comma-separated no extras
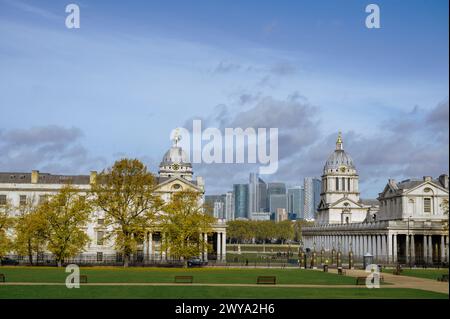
172,163,180,170
340,166,346,173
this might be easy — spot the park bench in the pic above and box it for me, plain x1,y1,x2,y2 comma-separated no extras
174,276,193,283
437,274,448,282
355,277,366,285
337,267,346,275
80,275,88,284
257,276,276,285
0,274,5,282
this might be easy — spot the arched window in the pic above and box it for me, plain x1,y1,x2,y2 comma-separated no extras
336,177,339,191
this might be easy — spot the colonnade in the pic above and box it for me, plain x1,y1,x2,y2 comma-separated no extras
142,231,227,261
303,233,449,264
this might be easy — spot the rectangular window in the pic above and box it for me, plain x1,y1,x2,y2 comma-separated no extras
0,195,6,206
97,231,105,245
336,177,339,191
96,252,103,262
347,178,351,191
39,195,48,204
19,195,27,206
97,218,104,225
424,198,431,213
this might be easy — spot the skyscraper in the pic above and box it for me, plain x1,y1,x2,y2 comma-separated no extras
287,186,304,219
225,191,234,221
233,184,249,219
303,177,322,220
205,194,226,219
267,182,287,214
249,173,268,217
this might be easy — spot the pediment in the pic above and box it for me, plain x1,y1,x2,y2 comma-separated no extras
329,197,364,209
154,176,202,193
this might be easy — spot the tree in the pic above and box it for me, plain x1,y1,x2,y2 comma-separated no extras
39,184,91,267
227,220,255,244
91,159,163,267
13,197,47,265
293,219,314,243
0,201,14,259
161,190,215,267
276,220,294,244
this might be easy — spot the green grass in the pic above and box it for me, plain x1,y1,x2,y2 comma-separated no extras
383,268,449,280
0,266,356,285
0,285,446,299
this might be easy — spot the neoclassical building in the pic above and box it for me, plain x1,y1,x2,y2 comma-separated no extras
0,138,227,263
303,133,449,266
316,132,375,225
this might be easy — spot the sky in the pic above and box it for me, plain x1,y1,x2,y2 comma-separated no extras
0,0,448,198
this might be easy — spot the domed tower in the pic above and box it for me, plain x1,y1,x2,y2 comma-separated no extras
317,132,365,225
159,131,193,181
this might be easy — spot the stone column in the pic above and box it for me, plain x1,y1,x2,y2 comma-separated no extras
217,232,221,261
406,234,410,265
440,236,445,263
445,235,449,262
148,232,153,260
423,235,428,264
428,235,433,264
410,235,415,265
221,231,227,261
205,233,209,261
387,234,392,264
372,235,377,256
393,234,398,264
376,235,381,260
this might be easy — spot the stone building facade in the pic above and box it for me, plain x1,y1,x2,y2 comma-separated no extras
303,133,449,265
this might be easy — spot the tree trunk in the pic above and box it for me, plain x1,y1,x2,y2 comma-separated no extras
27,240,34,266
57,260,62,267
124,253,129,267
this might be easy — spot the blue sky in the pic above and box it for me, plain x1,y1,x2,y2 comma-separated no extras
0,0,448,197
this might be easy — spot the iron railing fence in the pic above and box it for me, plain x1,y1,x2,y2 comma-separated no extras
2,253,448,269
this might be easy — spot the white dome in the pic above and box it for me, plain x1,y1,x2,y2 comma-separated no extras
161,146,190,165
324,150,355,171
323,132,356,173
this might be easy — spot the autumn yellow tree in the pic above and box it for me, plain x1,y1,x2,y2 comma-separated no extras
0,201,14,259
13,197,48,265
161,190,215,267
39,184,92,267
91,159,163,267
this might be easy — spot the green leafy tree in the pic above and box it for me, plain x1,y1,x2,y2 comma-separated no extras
276,220,294,244
91,159,163,267
161,190,215,267
227,220,255,244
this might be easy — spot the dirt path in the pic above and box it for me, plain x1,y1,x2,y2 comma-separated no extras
327,268,449,294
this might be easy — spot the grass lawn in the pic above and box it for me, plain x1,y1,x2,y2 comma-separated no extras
0,267,358,285
383,268,449,280
0,285,446,299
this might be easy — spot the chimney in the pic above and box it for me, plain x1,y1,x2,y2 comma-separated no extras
423,176,432,182
31,170,39,184
439,174,449,189
90,171,97,185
